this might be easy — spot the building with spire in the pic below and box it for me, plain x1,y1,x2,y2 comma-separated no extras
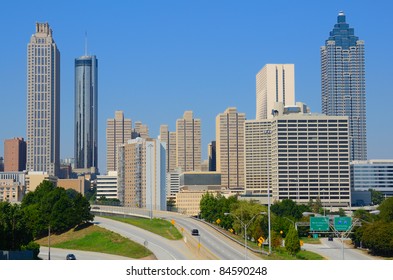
321,11,367,161
26,23,60,176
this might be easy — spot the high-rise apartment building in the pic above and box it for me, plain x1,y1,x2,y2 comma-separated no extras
245,102,351,208
321,12,366,161
133,121,149,139
4,137,27,172
216,107,245,189
159,125,177,172
176,111,201,172
256,64,295,120
117,138,166,210
106,111,132,172
74,55,98,171
26,23,60,176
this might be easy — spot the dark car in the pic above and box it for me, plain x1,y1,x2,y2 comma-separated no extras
66,253,76,260
328,236,334,241
191,229,199,236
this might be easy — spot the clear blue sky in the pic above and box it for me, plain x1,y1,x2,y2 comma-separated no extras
1,0,392,174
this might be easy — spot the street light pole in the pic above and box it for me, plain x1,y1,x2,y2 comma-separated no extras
225,212,264,260
48,224,51,260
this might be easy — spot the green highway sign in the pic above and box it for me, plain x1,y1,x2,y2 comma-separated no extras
334,217,352,231
310,216,329,231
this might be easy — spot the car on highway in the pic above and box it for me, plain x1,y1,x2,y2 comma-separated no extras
66,253,76,260
328,235,334,241
191,229,199,236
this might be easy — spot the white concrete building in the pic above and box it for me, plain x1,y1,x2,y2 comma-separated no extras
96,171,118,200
256,64,295,120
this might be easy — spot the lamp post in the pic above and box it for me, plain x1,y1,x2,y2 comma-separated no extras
283,217,297,230
263,129,272,255
147,143,154,219
224,212,264,259
48,224,51,260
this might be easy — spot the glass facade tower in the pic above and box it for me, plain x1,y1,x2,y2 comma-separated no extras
74,55,98,170
321,12,366,161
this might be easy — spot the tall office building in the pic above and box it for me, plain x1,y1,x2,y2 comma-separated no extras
256,64,295,120
106,111,132,172
117,138,166,210
245,102,351,208
159,125,177,172
176,111,201,172
4,137,27,172
74,55,98,171
26,23,60,176
216,107,246,189
321,12,366,161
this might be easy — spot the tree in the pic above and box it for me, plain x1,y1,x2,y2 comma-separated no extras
370,189,384,205
21,180,94,238
0,202,33,251
285,225,300,255
362,221,393,256
378,197,393,222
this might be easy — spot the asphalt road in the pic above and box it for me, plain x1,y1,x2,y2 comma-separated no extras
38,246,132,260
302,238,380,260
156,212,262,260
94,216,197,260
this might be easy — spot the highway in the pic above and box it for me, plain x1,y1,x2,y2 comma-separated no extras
302,238,379,260
94,214,263,260
94,216,198,260
155,212,262,260
38,246,133,260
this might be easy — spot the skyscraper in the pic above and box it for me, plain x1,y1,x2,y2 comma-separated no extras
159,124,177,172
106,111,132,172
74,55,98,171
117,138,166,210
216,107,245,189
321,11,366,161
26,23,60,176
176,111,201,172
256,64,295,120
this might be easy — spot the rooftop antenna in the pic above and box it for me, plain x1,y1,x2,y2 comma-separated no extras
84,31,88,56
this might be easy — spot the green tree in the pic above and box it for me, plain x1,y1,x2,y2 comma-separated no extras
21,180,94,238
230,201,267,242
362,221,393,256
0,202,33,250
370,189,384,205
271,199,308,220
200,192,218,223
285,225,300,255
378,197,393,222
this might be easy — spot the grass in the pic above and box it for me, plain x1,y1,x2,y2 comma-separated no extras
36,223,153,259
300,237,322,244
104,216,183,240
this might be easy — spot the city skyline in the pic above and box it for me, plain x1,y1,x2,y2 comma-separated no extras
0,1,392,174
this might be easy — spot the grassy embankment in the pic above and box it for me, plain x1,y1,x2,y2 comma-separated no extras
103,216,183,240
36,223,153,259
